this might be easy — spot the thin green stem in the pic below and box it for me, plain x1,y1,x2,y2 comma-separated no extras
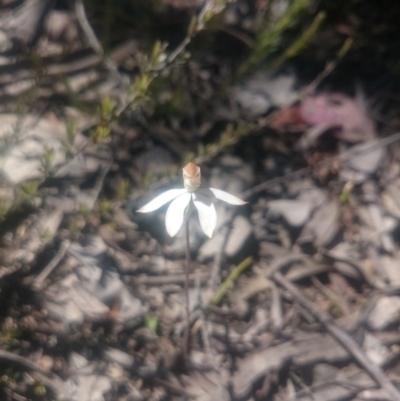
208,256,253,308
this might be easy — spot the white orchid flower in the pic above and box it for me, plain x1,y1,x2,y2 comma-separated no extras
137,162,246,238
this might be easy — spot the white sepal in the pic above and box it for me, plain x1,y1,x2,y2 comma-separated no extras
137,188,187,213
209,188,247,205
193,192,217,238
165,193,192,237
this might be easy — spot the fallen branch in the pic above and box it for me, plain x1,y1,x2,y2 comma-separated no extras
270,270,400,401
0,349,66,397
74,0,123,84
33,239,70,290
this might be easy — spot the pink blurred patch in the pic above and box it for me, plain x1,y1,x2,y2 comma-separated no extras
300,93,375,142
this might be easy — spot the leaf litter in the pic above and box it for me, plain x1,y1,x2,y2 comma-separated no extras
0,1,400,401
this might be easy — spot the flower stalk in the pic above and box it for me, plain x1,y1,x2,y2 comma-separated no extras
137,162,247,357
183,217,190,358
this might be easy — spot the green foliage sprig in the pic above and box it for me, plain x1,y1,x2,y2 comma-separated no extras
239,0,312,75
271,11,326,69
185,122,254,165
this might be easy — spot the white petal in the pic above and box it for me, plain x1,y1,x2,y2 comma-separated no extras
193,193,217,238
209,188,247,205
165,193,192,237
137,189,186,213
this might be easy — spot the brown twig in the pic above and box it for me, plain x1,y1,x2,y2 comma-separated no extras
33,239,70,290
136,272,209,285
0,349,66,397
242,130,400,200
208,210,235,290
270,270,400,401
74,0,123,84
218,25,255,48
